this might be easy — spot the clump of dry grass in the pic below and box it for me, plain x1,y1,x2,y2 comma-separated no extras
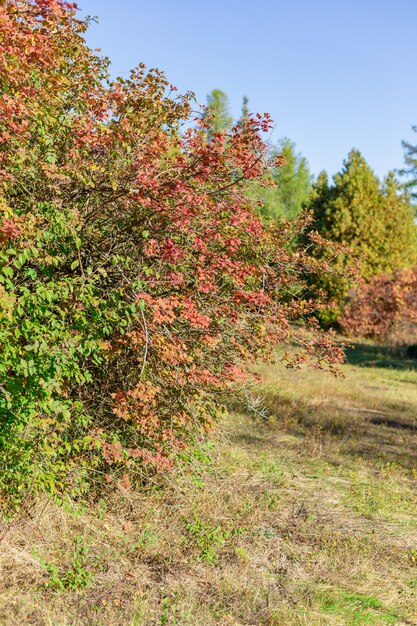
1,342,417,625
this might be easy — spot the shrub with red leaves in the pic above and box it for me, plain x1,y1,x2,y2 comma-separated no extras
341,267,417,342
0,0,346,508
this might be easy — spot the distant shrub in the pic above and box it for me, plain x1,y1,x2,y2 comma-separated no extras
340,267,417,343
0,0,344,512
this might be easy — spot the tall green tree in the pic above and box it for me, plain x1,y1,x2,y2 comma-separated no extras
306,150,417,324
240,95,250,123
202,89,233,139
380,171,417,268
400,125,417,206
257,138,313,221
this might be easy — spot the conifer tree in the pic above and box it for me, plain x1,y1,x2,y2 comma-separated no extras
240,95,250,121
202,89,233,139
400,125,417,205
380,171,417,268
256,138,312,221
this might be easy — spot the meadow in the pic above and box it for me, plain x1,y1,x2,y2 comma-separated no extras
1,341,416,626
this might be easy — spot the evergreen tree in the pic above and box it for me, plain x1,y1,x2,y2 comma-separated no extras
380,171,417,268
240,95,249,121
202,89,233,139
307,150,417,323
400,125,417,205
257,138,313,221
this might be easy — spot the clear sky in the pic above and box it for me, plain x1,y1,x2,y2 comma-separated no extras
79,0,417,180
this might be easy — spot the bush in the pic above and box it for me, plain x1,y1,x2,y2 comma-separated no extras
340,267,417,343
0,0,344,512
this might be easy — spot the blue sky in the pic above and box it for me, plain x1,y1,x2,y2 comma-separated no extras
79,0,417,180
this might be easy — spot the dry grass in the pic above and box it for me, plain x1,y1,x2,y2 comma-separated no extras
1,341,417,625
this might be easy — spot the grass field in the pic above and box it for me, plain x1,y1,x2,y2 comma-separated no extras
1,342,417,625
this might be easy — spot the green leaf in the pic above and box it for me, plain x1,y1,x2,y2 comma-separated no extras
2,266,14,278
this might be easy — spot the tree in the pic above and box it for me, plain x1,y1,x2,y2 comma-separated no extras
380,172,417,269
238,95,250,125
241,95,249,119
0,0,344,511
256,138,313,221
202,88,233,139
400,125,417,206
306,150,417,324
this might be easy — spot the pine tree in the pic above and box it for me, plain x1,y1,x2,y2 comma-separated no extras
202,89,233,139
400,125,417,206
240,95,249,121
380,171,417,269
256,138,312,221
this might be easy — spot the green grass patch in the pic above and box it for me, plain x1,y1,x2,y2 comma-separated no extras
317,588,400,625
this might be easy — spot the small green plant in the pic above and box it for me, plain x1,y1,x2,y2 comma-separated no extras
185,513,242,566
160,595,177,625
259,490,281,510
37,535,99,591
119,525,159,557
253,455,286,484
235,546,249,562
179,442,216,489
407,548,417,565
137,525,159,549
